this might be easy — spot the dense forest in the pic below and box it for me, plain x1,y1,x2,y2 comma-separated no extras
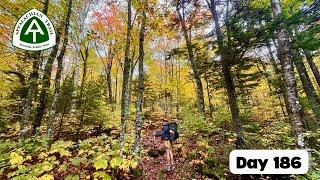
0,0,319,179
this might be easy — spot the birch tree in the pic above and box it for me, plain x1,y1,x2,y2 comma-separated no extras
46,0,73,146
119,0,132,156
270,0,306,148
133,0,146,156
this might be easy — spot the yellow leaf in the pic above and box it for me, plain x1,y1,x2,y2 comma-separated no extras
78,149,85,156
38,174,54,180
9,152,24,166
130,160,138,169
39,152,48,159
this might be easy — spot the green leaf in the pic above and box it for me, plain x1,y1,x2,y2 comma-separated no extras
110,157,122,168
94,171,111,180
64,174,79,180
71,157,81,166
94,159,108,170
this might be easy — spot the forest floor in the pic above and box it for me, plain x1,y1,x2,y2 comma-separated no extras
1,113,300,179
137,120,204,179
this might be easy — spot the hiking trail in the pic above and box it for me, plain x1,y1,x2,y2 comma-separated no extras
137,118,203,179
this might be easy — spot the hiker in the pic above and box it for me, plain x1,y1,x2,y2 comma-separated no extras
153,119,179,171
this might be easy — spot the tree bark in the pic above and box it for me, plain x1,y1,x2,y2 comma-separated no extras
96,42,113,107
106,45,113,106
128,49,137,106
133,7,146,156
266,41,287,117
19,55,40,141
46,0,72,146
176,2,205,116
119,0,132,156
71,4,87,112
114,65,118,106
32,21,64,135
77,45,89,134
270,0,306,148
204,72,213,118
222,65,244,148
293,51,320,128
208,0,244,148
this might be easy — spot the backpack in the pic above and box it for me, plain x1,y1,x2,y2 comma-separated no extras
168,122,179,141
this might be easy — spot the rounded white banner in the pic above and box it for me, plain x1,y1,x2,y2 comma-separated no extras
229,150,309,174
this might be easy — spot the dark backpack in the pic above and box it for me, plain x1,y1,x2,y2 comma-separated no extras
168,122,179,141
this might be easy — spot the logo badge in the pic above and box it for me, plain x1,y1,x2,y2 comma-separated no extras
12,9,56,51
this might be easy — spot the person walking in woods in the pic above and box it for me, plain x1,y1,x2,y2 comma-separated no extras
154,119,179,172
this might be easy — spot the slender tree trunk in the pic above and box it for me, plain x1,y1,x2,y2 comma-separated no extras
32,22,64,135
270,0,306,148
114,66,118,106
266,40,282,74
266,40,287,117
176,61,181,118
107,65,113,106
223,65,244,148
133,7,146,156
19,55,40,141
204,72,213,118
128,51,137,106
293,51,320,128
176,3,205,116
71,12,86,112
119,0,132,156
46,0,72,146
77,48,89,134
71,55,80,111
105,43,113,106
304,50,320,88
96,42,113,107
208,0,244,148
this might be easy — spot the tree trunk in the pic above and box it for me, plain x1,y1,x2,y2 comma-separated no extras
19,55,40,141
119,0,132,156
71,55,80,111
176,3,205,116
204,72,213,118
32,22,64,135
176,61,181,118
266,41,287,117
71,8,86,112
105,43,113,106
133,7,146,156
128,50,137,106
114,66,118,106
96,42,113,107
208,0,244,148
223,65,244,148
293,51,320,128
304,50,320,88
46,0,72,146
77,46,89,134
270,0,306,148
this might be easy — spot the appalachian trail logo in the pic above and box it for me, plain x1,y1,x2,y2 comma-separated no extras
12,9,56,51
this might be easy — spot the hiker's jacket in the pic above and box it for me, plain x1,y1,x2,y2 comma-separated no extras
155,123,171,141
